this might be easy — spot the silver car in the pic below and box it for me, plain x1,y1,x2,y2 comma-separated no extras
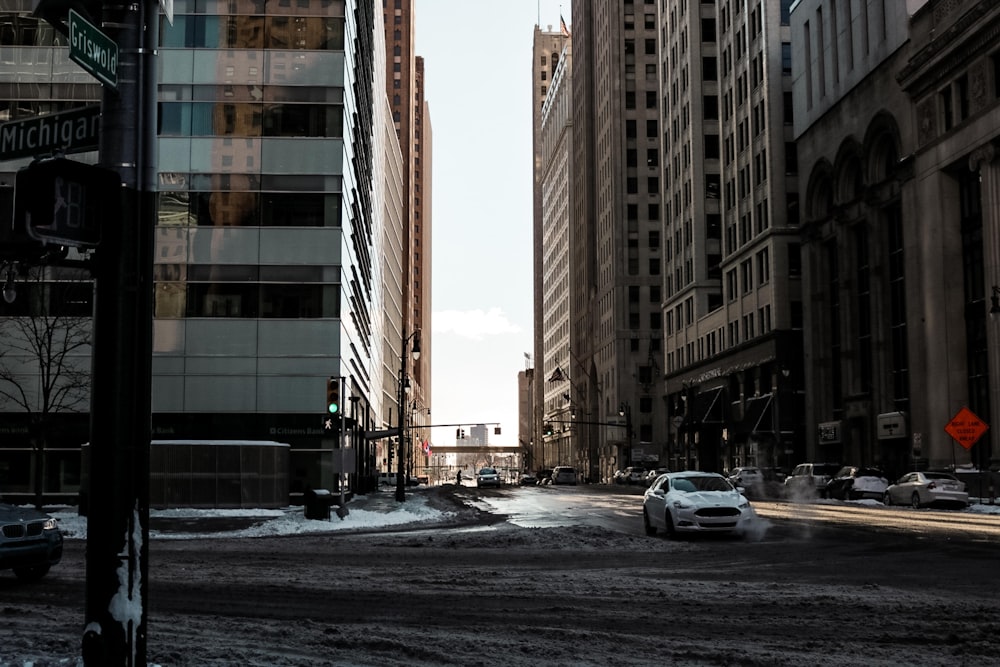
883,471,969,509
642,471,756,538
475,467,501,488
551,466,578,485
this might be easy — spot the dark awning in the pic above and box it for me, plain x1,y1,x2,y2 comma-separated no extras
688,386,725,426
735,394,773,437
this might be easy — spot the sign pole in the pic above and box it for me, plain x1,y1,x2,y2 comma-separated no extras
82,0,157,664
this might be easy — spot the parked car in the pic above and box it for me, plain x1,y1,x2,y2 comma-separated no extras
518,472,538,486
884,471,969,509
475,467,502,488
784,463,842,498
825,466,889,501
642,467,672,486
0,503,63,581
642,471,756,538
622,466,648,485
727,467,765,492
551,466,578,485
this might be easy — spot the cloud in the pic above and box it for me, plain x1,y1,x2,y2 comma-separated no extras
433,308,522,340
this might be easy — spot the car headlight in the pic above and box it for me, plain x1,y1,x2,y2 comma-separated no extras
671,499,694,510
738,500,750,510
43,517,58,530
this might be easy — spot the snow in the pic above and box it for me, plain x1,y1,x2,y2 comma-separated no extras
50,492,458,541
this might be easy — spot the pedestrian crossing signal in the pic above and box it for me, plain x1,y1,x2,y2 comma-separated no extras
327,376,340,414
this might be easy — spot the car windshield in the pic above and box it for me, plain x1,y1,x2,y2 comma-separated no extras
673,476,732,492
479,468,496,475
857,468,884,477
925,473,956,481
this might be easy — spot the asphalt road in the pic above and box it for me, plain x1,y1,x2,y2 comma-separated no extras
4,484,1000,666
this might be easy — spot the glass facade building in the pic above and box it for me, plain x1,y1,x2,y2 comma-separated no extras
0,0,390,502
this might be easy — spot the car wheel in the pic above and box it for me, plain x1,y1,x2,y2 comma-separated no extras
13,564,50,581
643,509,656,536
664,509,677,538
883,491,892,506
911,492,922,509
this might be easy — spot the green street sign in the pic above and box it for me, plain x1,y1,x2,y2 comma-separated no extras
68,10,118,90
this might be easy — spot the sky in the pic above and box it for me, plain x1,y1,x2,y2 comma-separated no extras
415,1,569,447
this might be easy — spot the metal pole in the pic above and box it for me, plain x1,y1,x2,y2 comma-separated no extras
395,333,407,502
337,376,348,517
83,0,156,663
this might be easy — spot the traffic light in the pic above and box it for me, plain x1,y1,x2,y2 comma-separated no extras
455,428,460,439
326,376,340,414
544,422,554,436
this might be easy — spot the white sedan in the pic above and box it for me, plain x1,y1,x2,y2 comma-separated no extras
883,471,969,509
642,471,757,538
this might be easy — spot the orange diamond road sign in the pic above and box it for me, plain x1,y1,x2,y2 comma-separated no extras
944,406,989,450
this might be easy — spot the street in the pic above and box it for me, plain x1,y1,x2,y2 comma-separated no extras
3,484,1000,666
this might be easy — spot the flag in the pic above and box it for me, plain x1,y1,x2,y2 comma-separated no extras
560,15,570,37
547,366,566,383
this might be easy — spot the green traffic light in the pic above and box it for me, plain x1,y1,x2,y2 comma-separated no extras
328,402,339,414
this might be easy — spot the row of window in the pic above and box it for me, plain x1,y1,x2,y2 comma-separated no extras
665,299,803,375
154,283,340,318
158,191,341,227
161,15,345,50
159,102,343,137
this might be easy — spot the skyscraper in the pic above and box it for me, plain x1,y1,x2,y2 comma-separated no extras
659,0,802,473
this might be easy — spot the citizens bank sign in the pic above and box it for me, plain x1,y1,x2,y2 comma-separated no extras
0,106,100,161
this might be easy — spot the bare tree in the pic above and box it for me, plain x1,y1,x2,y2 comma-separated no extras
0,265,92,508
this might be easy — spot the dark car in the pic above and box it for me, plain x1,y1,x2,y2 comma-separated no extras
0,503,63,581
825,466,889,501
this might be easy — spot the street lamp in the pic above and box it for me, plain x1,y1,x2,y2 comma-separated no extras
397,329,421,502
618,401,633,468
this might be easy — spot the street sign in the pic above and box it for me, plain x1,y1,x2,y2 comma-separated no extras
69,10,118,89
944,406,988,450
0,106,100,161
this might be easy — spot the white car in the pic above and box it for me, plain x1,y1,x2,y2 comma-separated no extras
642,471,756,538
727,467,764,490
883,471,969,509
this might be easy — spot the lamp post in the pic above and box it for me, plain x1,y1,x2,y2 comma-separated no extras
774,365,790,471
397,329,421,502
618,401,633,468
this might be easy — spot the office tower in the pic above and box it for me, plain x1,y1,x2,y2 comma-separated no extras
531,18,569,474
660,0,802,474
567,1,666,483
152,0,391,495
384,0,431,474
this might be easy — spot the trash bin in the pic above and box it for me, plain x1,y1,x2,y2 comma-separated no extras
303,487,333,520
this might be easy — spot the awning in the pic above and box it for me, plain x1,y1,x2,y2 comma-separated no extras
735,394,773,437
689,386,725,425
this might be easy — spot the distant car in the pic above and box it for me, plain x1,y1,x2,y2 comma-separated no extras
642,467,671,486
884,471,969,509
0,503,63,581
727,467,764,491
784,462,842,498
642,471,756,538
551,466,578,485
825,466,889,501
622,466,648,485
475,467,502,488
518,472,538,486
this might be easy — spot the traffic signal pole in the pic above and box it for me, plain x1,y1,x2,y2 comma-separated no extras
81,0,157,664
